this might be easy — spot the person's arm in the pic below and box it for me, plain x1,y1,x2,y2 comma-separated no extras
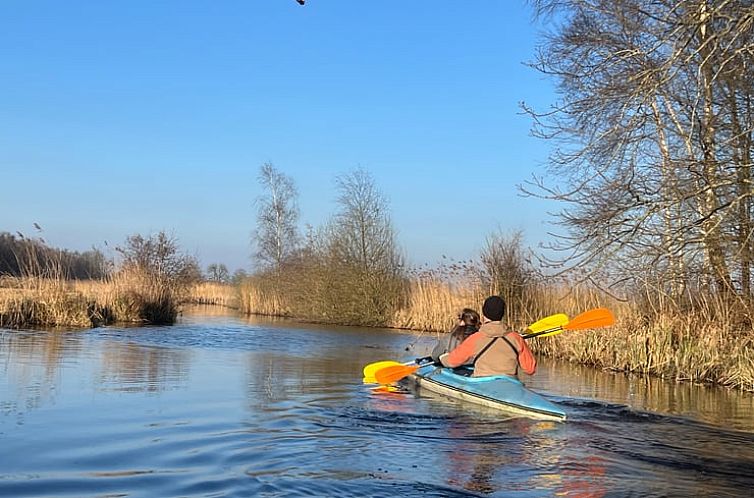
431,324,463,362
430,340,445,362
510,332,537,375
439,332,479,368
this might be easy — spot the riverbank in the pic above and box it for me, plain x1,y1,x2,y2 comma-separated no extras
239,277,754,392
4,276,752,393
0,272,199,328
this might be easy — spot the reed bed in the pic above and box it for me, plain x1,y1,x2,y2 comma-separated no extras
238,277,289,317
238,273,754,391
531,305,754,392
0,269,189,328
389,278,483,332
187,282,239,308
0,277,93,328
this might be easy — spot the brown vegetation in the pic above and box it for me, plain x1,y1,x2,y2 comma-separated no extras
187,282,239,308
245,166,405,327
239,229,754,392
0,231,200,328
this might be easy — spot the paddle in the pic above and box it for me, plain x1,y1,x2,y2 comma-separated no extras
522,308,615,340
373,308,615,384
374,364,421,385
364,357,431,384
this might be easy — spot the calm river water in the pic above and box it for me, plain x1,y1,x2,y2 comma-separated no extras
2,307,754,497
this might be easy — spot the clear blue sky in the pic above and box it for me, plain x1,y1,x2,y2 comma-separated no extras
0,1,558,272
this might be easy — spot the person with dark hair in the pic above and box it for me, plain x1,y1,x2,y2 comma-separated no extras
438,295,536,377
430,308,480,363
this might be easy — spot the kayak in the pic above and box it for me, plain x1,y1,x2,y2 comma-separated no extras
406,364,567,422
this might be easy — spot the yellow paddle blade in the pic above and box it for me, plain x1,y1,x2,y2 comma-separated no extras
363,360,401,379
375,365,419,384
524,313,569,334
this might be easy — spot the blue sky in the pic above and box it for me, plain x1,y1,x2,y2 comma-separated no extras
0,1,558,272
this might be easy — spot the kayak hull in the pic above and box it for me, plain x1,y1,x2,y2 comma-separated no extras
408,364,566,422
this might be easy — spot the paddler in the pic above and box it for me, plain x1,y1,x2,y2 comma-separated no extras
430,308,480,363
438,295,536,377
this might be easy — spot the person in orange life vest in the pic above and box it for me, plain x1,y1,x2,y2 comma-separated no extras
430,308,480,363
438,295,536,377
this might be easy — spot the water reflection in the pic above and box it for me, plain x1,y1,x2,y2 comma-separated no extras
530,358,754,431
98,340,191,393
442,419,511,494
0,328,84,377
553,454,608,498
0,329,85,422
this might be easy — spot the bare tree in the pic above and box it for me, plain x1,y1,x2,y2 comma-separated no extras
330,168,400,273
252,163,300,272
478,230,536,315
523,0,754,302
325,168,405,325
117,231,200,285
206,263,230,283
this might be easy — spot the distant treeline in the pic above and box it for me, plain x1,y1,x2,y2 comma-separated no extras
0,232,110,280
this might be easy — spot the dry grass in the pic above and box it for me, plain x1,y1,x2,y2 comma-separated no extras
389,278,483,331
238,272,754,391
187,282,239,308
0,269,189,328
0,277,93,328
528,293,754,391
238,277,289,317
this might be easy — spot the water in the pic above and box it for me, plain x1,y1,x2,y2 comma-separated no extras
2,307,754,497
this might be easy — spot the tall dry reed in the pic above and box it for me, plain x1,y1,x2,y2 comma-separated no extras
389,278,483,332
237,270,754,391
0,268,190,329
0,276,93,328
238,276,289,317
187,282,239,308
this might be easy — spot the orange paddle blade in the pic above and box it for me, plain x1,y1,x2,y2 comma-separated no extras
374,365,419,384
563,308,615,330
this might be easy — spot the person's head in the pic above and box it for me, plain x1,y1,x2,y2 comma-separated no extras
482,295,506,322
458,308,480,330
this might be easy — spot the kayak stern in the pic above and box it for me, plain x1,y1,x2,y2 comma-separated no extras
408,364,566,422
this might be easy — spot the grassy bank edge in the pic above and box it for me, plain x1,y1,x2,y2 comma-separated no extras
239,278,754,393
4,278,752,393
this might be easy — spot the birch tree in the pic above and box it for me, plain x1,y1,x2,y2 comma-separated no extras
253,163,300,272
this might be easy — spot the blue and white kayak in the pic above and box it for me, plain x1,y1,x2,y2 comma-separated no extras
407,364,566,422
